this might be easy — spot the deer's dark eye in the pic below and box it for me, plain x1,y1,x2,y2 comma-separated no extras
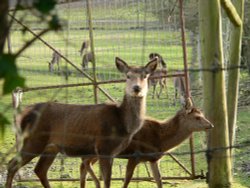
127,75,131,79
196,117,201,120
141,74,147,79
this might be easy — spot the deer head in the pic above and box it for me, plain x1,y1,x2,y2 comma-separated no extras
115,57,158,97
183,102,214,132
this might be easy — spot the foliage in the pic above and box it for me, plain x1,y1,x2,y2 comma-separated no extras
0,0,62,136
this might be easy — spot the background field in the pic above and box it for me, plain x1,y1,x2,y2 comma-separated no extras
0,0,249,187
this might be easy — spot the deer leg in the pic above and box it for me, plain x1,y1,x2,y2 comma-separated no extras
80,161,88,188
87,159,100,188
99,158,113,188
163,79,168,98
122,159,140,188
158,83,163,99
6,137,46,188
152,84,156,99
34,145,58,188
57,61,60,72
85,61,88,70
6,153,36,188
80,158,100,188
149,161,162,188
174,89,178,106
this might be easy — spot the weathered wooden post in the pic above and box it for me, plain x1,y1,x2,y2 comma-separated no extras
199,0,232,187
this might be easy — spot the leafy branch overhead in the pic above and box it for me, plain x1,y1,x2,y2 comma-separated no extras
0,54,25,94
0,0,62,133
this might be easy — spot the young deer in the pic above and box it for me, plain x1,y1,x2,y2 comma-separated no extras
80,99,213,188
81,52,93,71
173,71,186,105
79,40,89,56
5,57,158,188
48,51,61,72
148,53,168,99
149,69,168,99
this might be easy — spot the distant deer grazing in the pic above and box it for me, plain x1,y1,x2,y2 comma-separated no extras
148,53,168,99
79,40,92,71
79,40,89,56
173,71,186,105
80,99,213,188
149,53,167,69
6,57,158,188
82,52,93,71
48,51,61,72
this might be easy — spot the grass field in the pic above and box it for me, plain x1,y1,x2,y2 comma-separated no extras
1,1,250,187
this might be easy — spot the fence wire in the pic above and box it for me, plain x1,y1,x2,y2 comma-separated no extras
1,0,249,186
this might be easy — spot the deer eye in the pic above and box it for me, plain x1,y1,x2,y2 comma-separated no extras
126,75,131,79
141,74,147,79
195,116,201,120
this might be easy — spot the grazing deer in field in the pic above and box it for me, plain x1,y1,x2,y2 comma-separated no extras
5,57,158,188
82,52,93,71
149,53,167,69
79,40,89,56
148,53,168,99
48,51,61,72
80,99,213,188
173,71,186,105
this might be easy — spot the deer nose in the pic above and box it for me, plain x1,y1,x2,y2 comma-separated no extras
210,123,214,129
133,85,141,93
206,122,214,130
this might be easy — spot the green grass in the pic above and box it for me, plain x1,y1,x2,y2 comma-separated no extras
1,1,250,188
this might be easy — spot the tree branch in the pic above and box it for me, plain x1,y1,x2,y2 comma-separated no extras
221,0,242,27
8,13,50,58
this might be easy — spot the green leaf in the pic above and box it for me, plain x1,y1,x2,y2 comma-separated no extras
0,113,11,138
3,74,25,95
0,54,26,95
33,0,57,14
49,14,62,31
0,54,17,78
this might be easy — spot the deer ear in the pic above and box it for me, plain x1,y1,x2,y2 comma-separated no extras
145,57,158,74
115,57,129,73
184,97,193,110
184,97,193,114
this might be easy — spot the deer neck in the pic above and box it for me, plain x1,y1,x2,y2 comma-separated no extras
160,117,192,152
120,95,146,135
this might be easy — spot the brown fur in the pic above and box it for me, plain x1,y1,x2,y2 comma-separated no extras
80,107,213,188
5,57,158,188
82,52,93,70
79,40,89,56
173,71,186,105
149,69,168,99
48,51,60,72
148,53,168,99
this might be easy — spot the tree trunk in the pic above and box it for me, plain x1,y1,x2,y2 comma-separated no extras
227,0,244,155
199,0,232,187
0,0,8,53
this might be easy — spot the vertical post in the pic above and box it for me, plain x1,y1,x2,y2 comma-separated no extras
7,33,12,53
199,0,232,187
178,0,196,178
86,0,98,104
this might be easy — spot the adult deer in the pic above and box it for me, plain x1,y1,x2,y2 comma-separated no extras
148,53,168,99
81,52,93,71
173,71,186,105
80,99,213,188
5,57,158,188
48,51,61,72
79,40,89,56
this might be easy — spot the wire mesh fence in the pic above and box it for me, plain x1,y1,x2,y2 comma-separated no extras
0,0,249,187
